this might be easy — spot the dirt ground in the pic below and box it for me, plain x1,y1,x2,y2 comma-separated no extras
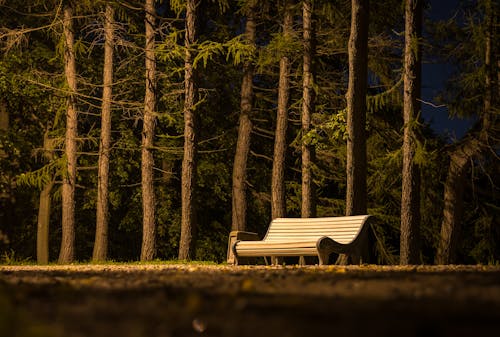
1,264,500,337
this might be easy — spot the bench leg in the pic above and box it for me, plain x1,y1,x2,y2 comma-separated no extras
299,256,306,266
271,256,283,265
318,252,329,265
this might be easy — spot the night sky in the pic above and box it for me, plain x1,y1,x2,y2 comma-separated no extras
421,0,474,140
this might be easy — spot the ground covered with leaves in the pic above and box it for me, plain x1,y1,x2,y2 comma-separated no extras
1,264,500,337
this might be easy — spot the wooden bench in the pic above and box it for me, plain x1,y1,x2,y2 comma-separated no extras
229,215,373,265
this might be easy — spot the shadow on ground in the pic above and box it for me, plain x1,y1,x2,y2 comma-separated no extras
1,264,500,337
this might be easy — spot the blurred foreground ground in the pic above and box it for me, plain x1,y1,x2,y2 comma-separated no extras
1,264,500,337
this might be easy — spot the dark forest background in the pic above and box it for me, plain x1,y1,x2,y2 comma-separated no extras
0,0,498,264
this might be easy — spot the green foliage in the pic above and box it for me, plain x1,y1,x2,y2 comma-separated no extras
1,0,497,266
193,40,224,68
224,35,256,65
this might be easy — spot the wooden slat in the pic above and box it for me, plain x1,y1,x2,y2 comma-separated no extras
234,215,371,260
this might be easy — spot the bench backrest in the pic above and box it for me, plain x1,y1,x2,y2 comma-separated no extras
263,215,371,244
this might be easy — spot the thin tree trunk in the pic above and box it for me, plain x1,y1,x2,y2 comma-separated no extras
301,0,316,218
436,0,495,264
93,4,115,262
271,0,293,220
345,0,368,216
37,180,53,264
231,4,257,232
59,5,77,264
400,0,422,265
179,0,199,260
141,0,157,261
339,0,369,265
37,131,55,264
0,100,8,131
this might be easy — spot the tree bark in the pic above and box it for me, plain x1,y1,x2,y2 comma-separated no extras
301,0,316,218
400,0,422,265
271,0,293,220
436,0,496,264
231,3,257,232
345,0,368,216
0,100,8,132
59,5,77,264
140,0,157,261
37,131,55,264
93,4,115,262
179,0,199,260
37,180,53,264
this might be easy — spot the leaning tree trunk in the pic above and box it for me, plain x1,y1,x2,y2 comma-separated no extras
59,5,77,264
141,0,157,261
231,3,257,232
301,0,316,218
436,0,495,264
345,0,368,216
93,4,115,262
179,0,199,260
271,0,293,220
400,0,422,265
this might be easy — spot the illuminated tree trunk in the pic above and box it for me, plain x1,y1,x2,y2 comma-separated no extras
400,0,422,265
339,0,369,265
93,4,115,262
271,0,293,220
59,5,77,264
301,0,316,218
179,0,199,260
231,2,257,232
346,0,368,216
141,0,157,261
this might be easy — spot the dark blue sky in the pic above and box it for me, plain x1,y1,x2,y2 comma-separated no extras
421,0,474,140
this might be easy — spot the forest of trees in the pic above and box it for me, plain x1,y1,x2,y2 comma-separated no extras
0,0,498,264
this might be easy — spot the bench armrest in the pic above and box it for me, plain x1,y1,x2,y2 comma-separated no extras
226,231,260,264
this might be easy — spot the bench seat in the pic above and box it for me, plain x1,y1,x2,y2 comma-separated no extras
231,215,373,265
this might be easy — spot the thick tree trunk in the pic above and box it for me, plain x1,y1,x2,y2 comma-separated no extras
93,4,115,262
231,4,257,232
301,0,316,218
436,152,469,264
141,0,157,261
179,0,199,260
345,0,368,216
436,0,495,264
271,0,293,220
400,0,422,265
59,5,77,264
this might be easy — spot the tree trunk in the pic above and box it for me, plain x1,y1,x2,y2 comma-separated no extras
271,0,293,220
37,131,55,264
436,0,495,264
339,0,369,265
179,0,199,260
93,4,115,262
345,0,368,216
59,5,77,264
0,100,8,132
231,3,257,232
436,152,469,264
301,0,316,218
37,180,53,265
141,0,157,261
400,0,422,265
